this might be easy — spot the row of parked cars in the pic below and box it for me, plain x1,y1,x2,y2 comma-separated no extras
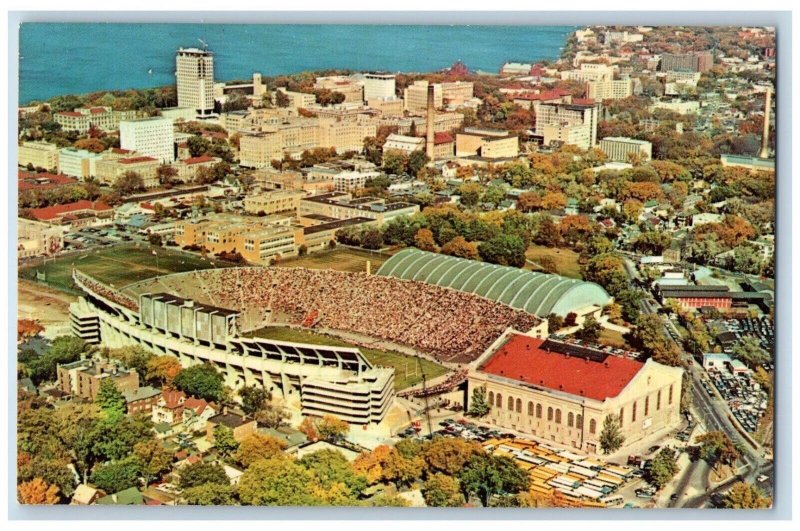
396,418,505,442
707,370,768,434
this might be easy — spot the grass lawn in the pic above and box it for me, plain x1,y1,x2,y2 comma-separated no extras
597,328,631,349
19,244,236,292
276,247,391,274
246,326,449,391
525,245,583,279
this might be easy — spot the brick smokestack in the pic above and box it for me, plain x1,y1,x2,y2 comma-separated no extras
759,85,772,159
426,84,435,161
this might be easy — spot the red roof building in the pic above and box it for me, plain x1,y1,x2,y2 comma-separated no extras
469,331,684,454
28,200,113,224
480,335,643,401
18,171,78,192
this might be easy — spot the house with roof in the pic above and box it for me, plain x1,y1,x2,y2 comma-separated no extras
467,330,683,454
206,412,258,443
96,487,144,505
27,200,114,230
124,386,162,415
151,390,216,431
70,484,100,505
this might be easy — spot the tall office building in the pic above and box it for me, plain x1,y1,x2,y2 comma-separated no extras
535,101,600,149
362,73,396,101
659,51,713,73
119,117,176,163
176,48,215,115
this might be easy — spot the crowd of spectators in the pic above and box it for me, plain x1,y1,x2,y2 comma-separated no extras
151,267,541,363
74,270,139,312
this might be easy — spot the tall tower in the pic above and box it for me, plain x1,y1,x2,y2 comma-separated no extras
425,84,435,161
759,85,772,159
176,48,215,116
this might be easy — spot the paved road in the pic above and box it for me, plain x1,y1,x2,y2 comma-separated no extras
620,255,771,508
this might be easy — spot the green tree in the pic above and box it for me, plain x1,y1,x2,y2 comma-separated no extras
173,363,224,402
631,314,681,366
299,449,367,499
132,439,173,486
178,461,229,489
107,346,153,379
696,431,741,468
187,135,212,157
468,386,490,417
647,447,679,489
183,483,237,505
547,313,565,333
575,315,602,343
239,385,271,417
423,473,464,507
599,414,625,454
95,378,126,417
731,336,770,370
407,150,430,177
25,336,86,385
478,234,526,267
382,149,408,175
89,456,141,494
458,182,483,208
213,425,239,457
458,453,530,507
237,456,322,506
113,171,145,195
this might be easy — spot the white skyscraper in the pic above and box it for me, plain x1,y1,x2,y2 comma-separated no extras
119,117,175,163
176,47,215,115
362,72,396,101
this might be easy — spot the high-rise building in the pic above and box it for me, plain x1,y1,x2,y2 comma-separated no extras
362,73,396,101
119,117,175,163
599,137,653,162
659,51,713,73
535,101,600,149
176,48,215,115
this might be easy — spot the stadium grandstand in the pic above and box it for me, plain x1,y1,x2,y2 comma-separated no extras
123,267,546,363
376,248,613,318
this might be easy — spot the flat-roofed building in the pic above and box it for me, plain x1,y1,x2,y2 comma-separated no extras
239,131,283,168
299,192,420,225
541,122,593,150
299,217,377,253
535,101,600,148
54,107,138,133
120,117,175,163
456,128,519,159
243,189,306,214
383,133,425,155
404,80,443,113
175,217,300,263
314,76,364,103
57,358,140,401
318,116,377,154
17,218,64,259
561,63,615,82
174,155,221,182
333,170,381,192
367,97,404,117
18,141,59,171
95,156,161,188
58,147,103,178
361,72,396,101
239,225,299,263
176,47,214,115
599,137,653,162
586,79,634,101
28,199,114,229
467,332,683,454
276,88,317,108
441,81,474,106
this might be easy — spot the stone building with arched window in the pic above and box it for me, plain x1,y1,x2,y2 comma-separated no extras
470,330,684,455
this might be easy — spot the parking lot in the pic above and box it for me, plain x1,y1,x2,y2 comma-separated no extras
706,316,774,359
704,370,768,434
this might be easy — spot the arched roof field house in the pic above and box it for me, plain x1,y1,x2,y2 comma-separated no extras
376,248,612,318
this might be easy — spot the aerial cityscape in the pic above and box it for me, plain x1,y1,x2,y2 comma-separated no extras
16,24,775,509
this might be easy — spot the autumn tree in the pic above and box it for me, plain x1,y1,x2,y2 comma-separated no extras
145,355,182,388
423,473,464,507
414,228,439,253
235,433,288,467
724,482,771,509
113,171,145,195
298,417,319,442
440,236,479,260
317,414,349,442
18,478,60,505
107,345,153,379
183,483,237,506
133,439,173,486
422,437,482,476
73,137,106,153
630,314,681,367
238,456,322,506
574,315,602,343
696,431,741,469
299,449,367,502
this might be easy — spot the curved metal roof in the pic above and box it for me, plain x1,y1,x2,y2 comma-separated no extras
376,248,612,317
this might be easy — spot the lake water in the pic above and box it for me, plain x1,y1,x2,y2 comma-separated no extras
19,23,574,104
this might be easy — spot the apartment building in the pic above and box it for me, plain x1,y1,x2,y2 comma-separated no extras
58,147,103,178
540,123,593,150
441,81,475,106
176,47,215,115
243,189,306,214
120,117,175,163
56,358,140,401
18,141,59,171
174,155,221,182
659,51,713,73
318,116,377,154
599,137,653,162
535,101,600,148
367,97,404,117
586,79,634,101
332,170,382,192
95,156,161,188
560,63,615,82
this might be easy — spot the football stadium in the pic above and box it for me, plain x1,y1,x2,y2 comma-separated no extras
377,248,613,318
69,263,550,429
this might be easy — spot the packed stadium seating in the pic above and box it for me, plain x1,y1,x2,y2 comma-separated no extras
132,267,541,363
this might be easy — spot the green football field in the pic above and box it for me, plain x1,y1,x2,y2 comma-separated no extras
19,244,236,292
246,326,449,391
